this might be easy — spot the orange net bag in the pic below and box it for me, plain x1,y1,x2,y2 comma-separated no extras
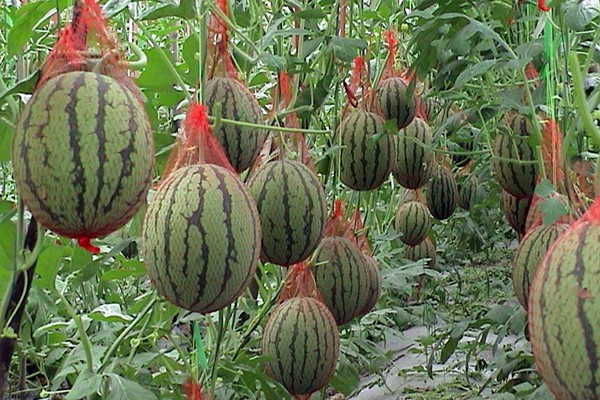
206,0,238,80
276,262,324,304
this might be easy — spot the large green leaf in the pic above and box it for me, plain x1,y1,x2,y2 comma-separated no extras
105,373,158,400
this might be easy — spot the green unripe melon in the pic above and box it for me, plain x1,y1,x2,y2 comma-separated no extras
262,297,340,397
395,201,432,245
393,117,434,189
12,71,154,239
426,167,458,220
247,160,327,266
377,77,416,130
142,164,261,313
205,77,267,172
404,237,436,268
501,190,531,235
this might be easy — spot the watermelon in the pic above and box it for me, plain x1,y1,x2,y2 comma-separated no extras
528,204,600,399
356,255,382,317
377,77,416,130
512,223,569,310
404,237,436,268
457,174,478,210
262,297,340,397
247,160,327,266
426,166,458,220
312,237,370,325
501,190,532,235
205,77,267,172
12,71,153,240
142,164,261,313
492,116,537,198
339,109,395,191
393,117,434,189
395,201,432,245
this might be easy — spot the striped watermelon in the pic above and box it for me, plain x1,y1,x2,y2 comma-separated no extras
262,297,340,397
492,116,537,198
457,174,478,210
356,256,382,317
528,204,600,399
12,71,153,239
394,201,432,245
393,117,434,189
512,223,568,310
426,166,458,220
312,237,369,326
404,237,436,268
501,190,531,235
339,109,395,191
205,77,267,172
247,160,327,266
142,164,261,313
377,77,416,129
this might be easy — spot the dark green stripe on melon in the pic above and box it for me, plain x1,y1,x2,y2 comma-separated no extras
512,223,568,310
395,201,432,245
312,237,370,326
426,167,458,220
12,71,153,239
339,110,395,191
262,297,340,397
529,215,600,399
501,190,532,235
492,116,537,198
377,77,416,129
205,77,267,172
142,164,261,313
393,117,434,189
247,160,327,266
404,237,436,268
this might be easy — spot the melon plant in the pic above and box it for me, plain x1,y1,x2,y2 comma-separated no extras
377,77,416,129
529,207,600,399
11,71,153,240
492,116,537,198
393,117,434,189
262,297,340,397
404,237,436,268
339,109,395,191
501,190,531,235
457,175,478,210
426,166,458,220
312,236,370,325
394,201,432,245
247,159,327,266
142,164,261,313
205,77,267,172
512,223,568,310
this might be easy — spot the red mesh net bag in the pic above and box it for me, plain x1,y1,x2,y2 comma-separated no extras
206,0,238,80
183,378,212,400
341,56,373,118
159,103,236,184
38,0,140,99
323,199,373,258
277,262,324,304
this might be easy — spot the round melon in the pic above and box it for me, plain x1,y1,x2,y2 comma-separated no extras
262,297,340,397
457,174,478,210
11,71,153,239
142,164,261,314
426,166,458,220
356,255,382,317
395,201,432,245
529,204,600,399
247,160,327,266
204,77,267,172
393,117,434,189
404,237,436,268
501,190,532,235
492,116,537,198
377,77,416,130
312,237,369,326
339,110,395,191
512,223,569,310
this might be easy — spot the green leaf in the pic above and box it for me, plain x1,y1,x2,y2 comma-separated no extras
65,369,102,399
260,53,286,69
539,197,570,226
0,220,16,271
7,0,63,56
105,373,158,400
563,0,600,31
102,0,131,17
534,178,555,198
181,35,199,85
328,37,368,62
295,8,327,19
137,48,179,90
34,245,63,289
89,304,133,324
100,259,145,282
454,59,495,88
0,70,40,103
140,0,196,20
69,246,93,272
0,119,13,162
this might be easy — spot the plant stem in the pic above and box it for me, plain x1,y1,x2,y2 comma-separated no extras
98,296,157,373
54,288,94,372
568,51,600,148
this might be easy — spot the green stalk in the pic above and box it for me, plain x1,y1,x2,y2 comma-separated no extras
208,308,227,395
54,288,94,372
568,52,600,148
98,296,158,373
